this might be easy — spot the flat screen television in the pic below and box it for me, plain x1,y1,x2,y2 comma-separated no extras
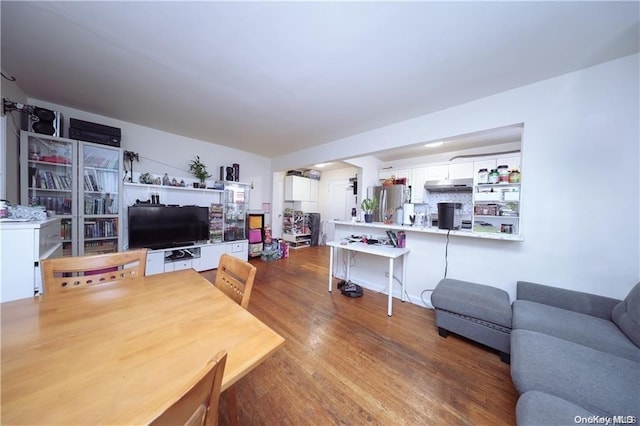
128,205,209,250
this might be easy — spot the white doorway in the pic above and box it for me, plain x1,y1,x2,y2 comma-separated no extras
325,180,355,242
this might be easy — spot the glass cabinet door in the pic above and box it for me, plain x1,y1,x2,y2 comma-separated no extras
223,182,248,241
79,142,121,255
21,133,77,256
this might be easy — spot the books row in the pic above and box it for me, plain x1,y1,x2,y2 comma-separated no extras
29,196,72,215
84,195,118,215
62,221,121,242
84,219,118,239
84,169,118,193
28,167,119,194
30,168,72,191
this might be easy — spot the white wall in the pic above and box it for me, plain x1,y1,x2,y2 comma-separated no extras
274,54,640,300
25,100,273,214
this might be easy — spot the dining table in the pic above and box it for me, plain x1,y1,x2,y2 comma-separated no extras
0,268,285,425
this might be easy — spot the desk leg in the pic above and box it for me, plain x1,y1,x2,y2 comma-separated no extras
328,246,334,292
401,252,407,302
388,257,394,316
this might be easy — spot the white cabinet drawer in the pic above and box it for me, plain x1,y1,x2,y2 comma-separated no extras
226,240,248,261
172,260,193,271
227,242,244,253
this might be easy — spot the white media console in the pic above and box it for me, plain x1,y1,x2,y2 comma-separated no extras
145,240,248,276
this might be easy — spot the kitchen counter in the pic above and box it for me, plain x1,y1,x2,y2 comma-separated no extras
330,220,524,242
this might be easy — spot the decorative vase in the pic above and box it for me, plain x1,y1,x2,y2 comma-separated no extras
364,213,373,223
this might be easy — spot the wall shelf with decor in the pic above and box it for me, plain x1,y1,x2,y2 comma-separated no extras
122,178,251,255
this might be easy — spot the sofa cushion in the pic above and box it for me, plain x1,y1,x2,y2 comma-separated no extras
516,391,595,426
611,282,640,348
512,300,640,362
511,329,640,418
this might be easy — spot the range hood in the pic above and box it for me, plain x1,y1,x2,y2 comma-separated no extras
424,178,473,193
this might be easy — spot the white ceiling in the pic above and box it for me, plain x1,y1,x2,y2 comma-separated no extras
2,1,639,162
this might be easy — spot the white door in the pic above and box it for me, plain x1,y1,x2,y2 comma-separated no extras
272,172,284,238
325,181,353,243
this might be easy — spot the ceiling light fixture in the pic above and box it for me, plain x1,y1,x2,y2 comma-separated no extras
314,162,333,168
424,141,445,148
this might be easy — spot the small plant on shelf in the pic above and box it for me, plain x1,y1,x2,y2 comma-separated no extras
188,155,211,188
360,197,378,223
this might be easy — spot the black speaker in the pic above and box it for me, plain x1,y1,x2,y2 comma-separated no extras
232,163,239,182
29,107,63,137
225,166,235,181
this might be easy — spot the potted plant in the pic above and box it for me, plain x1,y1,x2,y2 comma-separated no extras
360,197,378,223
188,155,211,188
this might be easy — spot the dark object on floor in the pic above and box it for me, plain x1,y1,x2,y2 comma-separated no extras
431,278,512,363
337,280,363,298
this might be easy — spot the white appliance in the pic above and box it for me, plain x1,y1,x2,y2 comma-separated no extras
402,203,415,225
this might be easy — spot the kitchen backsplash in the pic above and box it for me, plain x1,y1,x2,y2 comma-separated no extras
415,192,473,217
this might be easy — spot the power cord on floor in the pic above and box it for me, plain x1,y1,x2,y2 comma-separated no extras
444,229,451,278
421,289,435,309
385,272,414,304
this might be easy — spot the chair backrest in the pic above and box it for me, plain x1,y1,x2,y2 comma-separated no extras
41,249,148,294
150,351,227,426
214,253,257,309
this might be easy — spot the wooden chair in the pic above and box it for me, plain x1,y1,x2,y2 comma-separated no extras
41,249,148,294
150,351,227,426
213,253,257,425
214,253,257,309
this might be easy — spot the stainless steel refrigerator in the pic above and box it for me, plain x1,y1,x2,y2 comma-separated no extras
368,184,406,223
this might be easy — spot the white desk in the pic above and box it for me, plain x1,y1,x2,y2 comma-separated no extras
327,241,410,316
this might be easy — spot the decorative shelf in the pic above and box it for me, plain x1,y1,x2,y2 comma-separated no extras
124,182,224,193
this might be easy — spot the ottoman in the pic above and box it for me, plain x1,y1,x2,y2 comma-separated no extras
431,278,513,363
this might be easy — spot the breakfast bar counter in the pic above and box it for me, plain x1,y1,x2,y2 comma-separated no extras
330,220,524,242
328,220,526,309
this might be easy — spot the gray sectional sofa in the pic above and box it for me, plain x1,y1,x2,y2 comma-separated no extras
511,280,640,425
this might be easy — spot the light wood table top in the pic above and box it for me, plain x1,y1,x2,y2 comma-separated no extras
1,269,285,425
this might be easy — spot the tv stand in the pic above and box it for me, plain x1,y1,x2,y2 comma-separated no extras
165,248,195,262
145,240,248,275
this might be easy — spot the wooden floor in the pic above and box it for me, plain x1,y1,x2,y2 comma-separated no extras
202,246,518,425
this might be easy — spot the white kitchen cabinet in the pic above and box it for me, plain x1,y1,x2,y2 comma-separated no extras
448,162,474,179
425,162,473,181
410,167,426,203
284,175,318,202
1,218,63,301
378,169,410,182
425,165,449,181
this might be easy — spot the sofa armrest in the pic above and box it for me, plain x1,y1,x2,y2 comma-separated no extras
516,281,621,320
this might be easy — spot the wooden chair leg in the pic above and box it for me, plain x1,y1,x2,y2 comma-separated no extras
225,386,239,426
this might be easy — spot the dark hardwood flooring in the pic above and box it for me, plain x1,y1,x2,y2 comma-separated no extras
202,246,518,425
